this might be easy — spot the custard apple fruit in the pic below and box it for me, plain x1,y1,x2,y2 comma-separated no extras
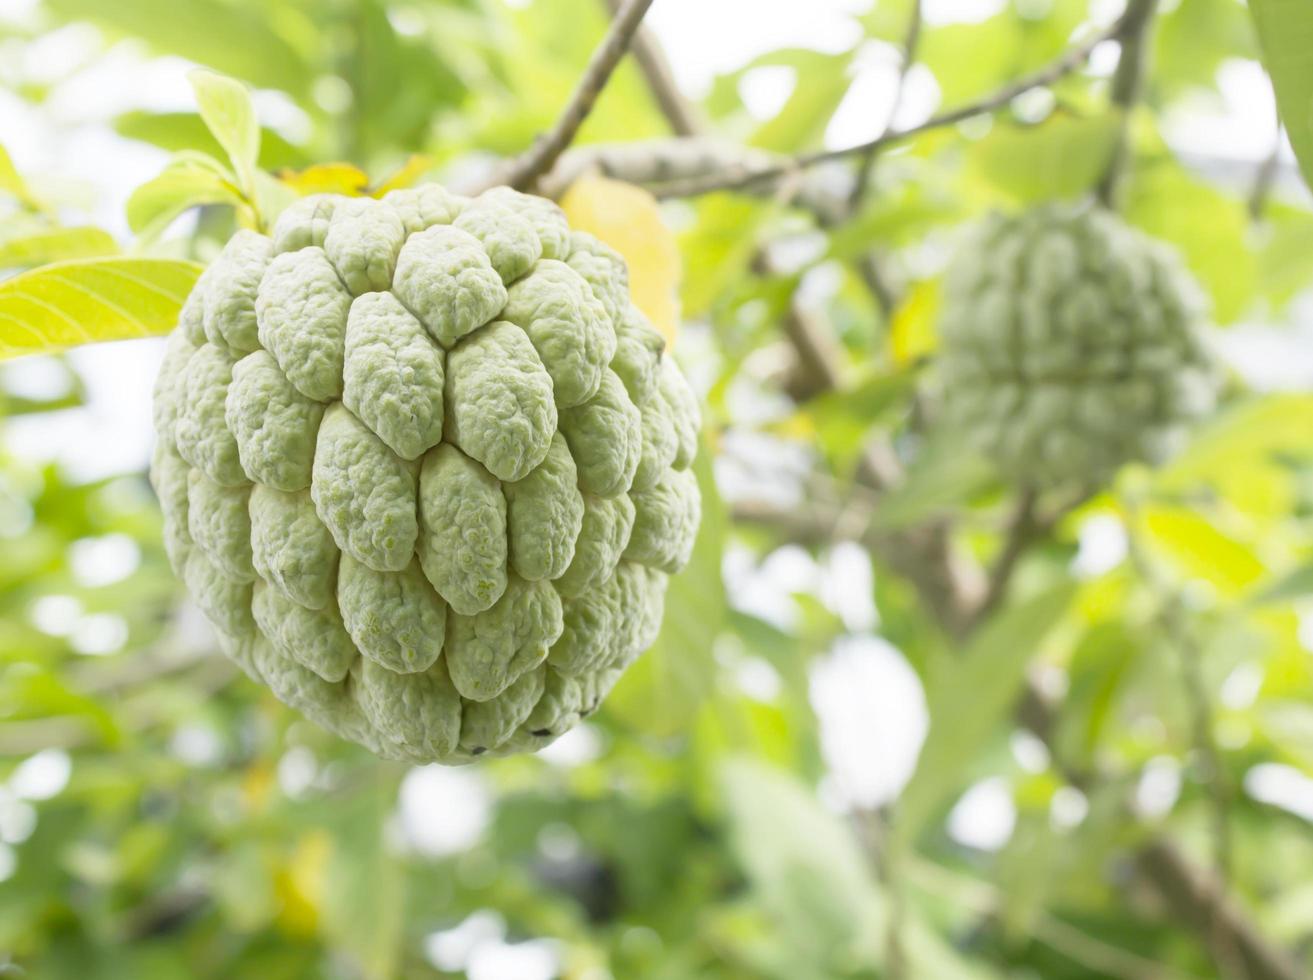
938,204,1216,485
150,183,701,764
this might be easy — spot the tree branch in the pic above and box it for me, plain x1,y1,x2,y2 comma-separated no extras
848,0,922,213
1095,0,1159,207
735,492,1303,979
498,0,656,191
600,0,705,137
648,17,1120,199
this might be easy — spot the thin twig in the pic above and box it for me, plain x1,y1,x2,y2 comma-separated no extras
848,0,922,213
974,485,1040,623
651,18,1120,199
1095,0,1159,207
908,856,1208,980
499,0,656,191
600,0,705,136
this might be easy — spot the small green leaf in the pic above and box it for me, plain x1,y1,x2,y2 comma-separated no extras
721,759,884,970
1251,0,1313,193
0,227,119,268
896,582,1075,842
969,113,1122,204
0,258,202,359
127,165,244,237
115,110,307,169
189,69,260,199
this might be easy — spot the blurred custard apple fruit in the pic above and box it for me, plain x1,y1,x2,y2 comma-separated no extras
150,184,701,763
938,203,1217,486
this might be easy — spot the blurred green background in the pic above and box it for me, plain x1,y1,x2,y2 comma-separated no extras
5,0,1313,977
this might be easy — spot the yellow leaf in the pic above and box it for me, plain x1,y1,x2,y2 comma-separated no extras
890,279,940,365
278,162,370,197
275,829,332,937
371,154,436,196
1142,504,1266,596
559,175,681,347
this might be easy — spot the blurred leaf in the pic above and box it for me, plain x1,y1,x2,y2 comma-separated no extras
1156,394,1313,519
115,111,306,169
320,776,405,980
1251,0,1313,193
969,113,1121,204
277,162,371,197
1054,620,1142,764
127,164,245,237
1142,504,1266,596
869,429,996,530
189,69,260,199
1157,0,1257,96
608,446,725,736
679,194,768,319
720,759,883,971
890,279,940,365
807,364,916,469
561,175,682,346
45,0,312,96
371,154,437,196
0,227,118,269
748,49,856,152
1125,159,1255,323
0,258,201,358
896,583,1075,842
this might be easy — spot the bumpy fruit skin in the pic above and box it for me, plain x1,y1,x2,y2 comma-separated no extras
938,204,1217,486
150,184,701,764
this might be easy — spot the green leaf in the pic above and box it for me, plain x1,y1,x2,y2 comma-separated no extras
1124,160,1255,323
1251,0,1313,193
115,111,307,169
896,583,1075,842
0,258,202,359
969,113,1122,204
748,49,856,153
1053,620,1142,764
0,144,36,209
607,445,726,736
808,365,916,469
127,165,245,237
868,428,996,531
720,759,884,970
320,772,406,980
44,0,312,96
0,227,119,269
189,69,260,199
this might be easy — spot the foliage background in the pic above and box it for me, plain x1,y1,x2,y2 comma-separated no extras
3,0,1313,978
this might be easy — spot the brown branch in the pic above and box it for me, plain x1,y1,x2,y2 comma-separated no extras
600,0,705,137
848,0,922,213
499,0,656,191
1096,0,1159,207
973,485,1040,624
649,17,1120,199
1138,840,1306,980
